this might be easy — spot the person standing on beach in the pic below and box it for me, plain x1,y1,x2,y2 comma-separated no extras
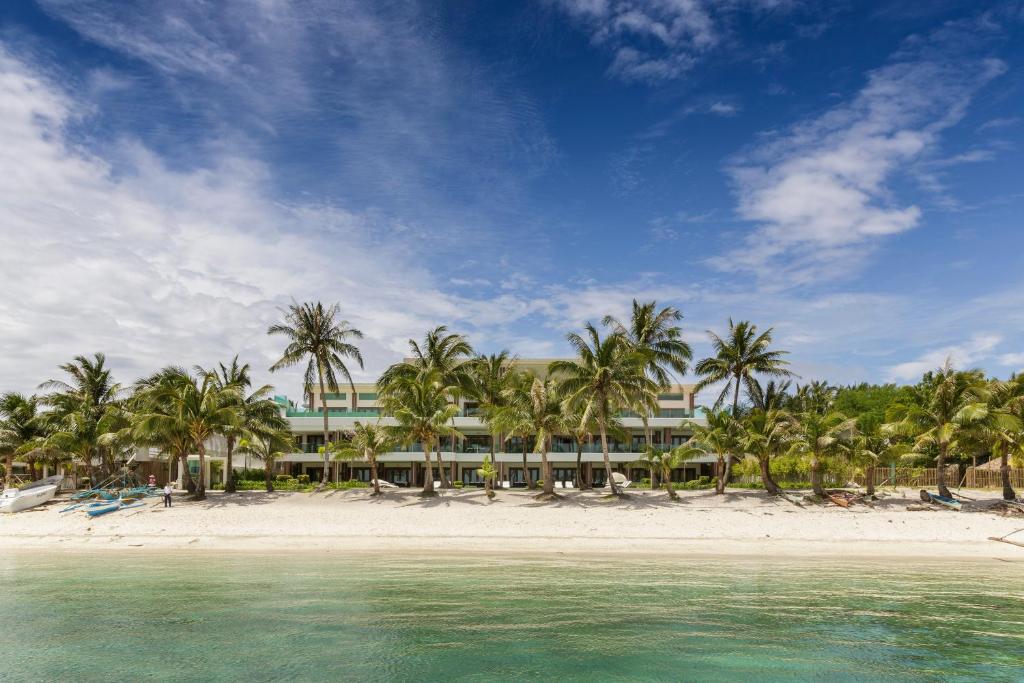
163,483,173,508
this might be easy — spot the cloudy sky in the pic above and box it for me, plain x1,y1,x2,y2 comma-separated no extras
1,0,1022,401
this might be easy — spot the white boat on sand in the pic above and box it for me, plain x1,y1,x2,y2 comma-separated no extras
0,475,63,513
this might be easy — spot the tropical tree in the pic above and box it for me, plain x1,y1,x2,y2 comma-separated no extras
136,368,239,500
495,375,565,498
883,361,991,498
792,381,838,416
987,375,1024,501
550,324,657,496
213,356,286,493
133,368,198,493
748,379,793,413
329,421,395,496
740,409,796,496
787,410,856,498
0,393,45,488
39,353,122,480
694,320,793,488
688,408,743,495
477,454,498,499
379,326,473,488
268,301,364,486
603,299,692,387
467,351,517,490
380,368,461,496
560,397,608,490
238,430,294,492
490,369,537,490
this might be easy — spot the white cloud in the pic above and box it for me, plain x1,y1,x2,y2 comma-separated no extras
715,18,1007,285
998,353,1024,368
887,334,1003,382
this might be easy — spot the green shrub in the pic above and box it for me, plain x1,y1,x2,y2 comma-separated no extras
275,474,292,482
325,480,370,490
297,474,311,485
453,481,464,488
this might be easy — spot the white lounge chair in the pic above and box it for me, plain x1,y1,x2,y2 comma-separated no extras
608,472,632,489
371,479,398,489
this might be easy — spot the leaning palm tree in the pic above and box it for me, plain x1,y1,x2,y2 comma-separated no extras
39,353,122,480
380,369,461,496
213,356,286,493
550,324,657,496
268,302,364,487
467,351,517,490
330,421,395,496
496,375,565,498
740,408,795,496
694,320,793,489
380,326,473,488
787,410,856,498
0,393,45,489
883,361,991,498
136,368,239,500
688,408,742,495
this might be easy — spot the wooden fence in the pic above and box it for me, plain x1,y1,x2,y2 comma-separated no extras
964,467,1024,490
852,465,959,489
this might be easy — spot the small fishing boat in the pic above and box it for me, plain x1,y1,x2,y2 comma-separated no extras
920,489,962,511
0,475,64,514
827,492,851,508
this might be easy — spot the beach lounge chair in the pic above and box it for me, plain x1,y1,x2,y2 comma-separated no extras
609,472,632,489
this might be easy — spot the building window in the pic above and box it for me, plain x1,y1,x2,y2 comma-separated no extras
658,393,686,401
320,392,346,400
357,392,377,401
461,467,484,486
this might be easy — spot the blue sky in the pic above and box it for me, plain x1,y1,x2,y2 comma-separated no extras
0,0,1022,401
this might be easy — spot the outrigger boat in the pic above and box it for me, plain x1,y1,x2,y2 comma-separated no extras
920,489,962,511
0,475,64,513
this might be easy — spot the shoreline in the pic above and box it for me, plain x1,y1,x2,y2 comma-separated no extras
3,488,1023,561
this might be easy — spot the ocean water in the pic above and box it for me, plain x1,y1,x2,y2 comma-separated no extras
1,552,1022,682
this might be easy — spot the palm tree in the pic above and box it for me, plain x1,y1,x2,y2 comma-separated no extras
0,393,45,488
268,302,364,487
603,299,692,387
380,326,473,488
748,378,793,413
238,430,293,492
560,397,606,490
694,320,793,488
740,409,795,495
793,381,837,415
467,351,516,490
641,443,705,499
330,421,395,496
495,375,565,498
986,376,1024,501
477,454,498,499
136,368,239,500
491,369,537,490
550,324,657,496
883,361,991,498
380,368,461,496
688,408,742,495
787,410,856,498
213,356,286,493
39,353,122,480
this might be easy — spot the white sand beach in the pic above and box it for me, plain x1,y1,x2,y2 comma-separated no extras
3,488,1024,559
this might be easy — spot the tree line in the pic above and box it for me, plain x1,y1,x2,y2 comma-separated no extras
2,300,1022,503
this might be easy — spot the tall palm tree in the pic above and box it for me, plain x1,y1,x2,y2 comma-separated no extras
793,381,837,416
550,324,657,496
380,326,473,488
694,320,793,488
603,299,692,388
136,368,239,500
238,429,294,492
787,410,856,498
213,356,286,493
0,393,45,488
39,353,122,480
883,361,991,498
740,409,795,496
330,421,395,496
986,376,1024,501
268,302,364,486
688,408,742,495
380,369,461,496
495,375,565,498
467,351,517,490
560,397,608,491
491,369,537,490
747,378,793,413
133,368,197,493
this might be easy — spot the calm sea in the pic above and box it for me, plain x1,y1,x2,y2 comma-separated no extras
1,552,1022,681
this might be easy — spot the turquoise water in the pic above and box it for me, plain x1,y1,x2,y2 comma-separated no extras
1,553,1023,682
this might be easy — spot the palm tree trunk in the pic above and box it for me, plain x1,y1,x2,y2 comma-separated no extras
541,439,554,496
4,454,12,489
195,443,207,500
1000,451,1016,501
265,460,274,492
575,445,584,490
318,370,330,487
371,457,381,496
435,448,450,489
521,441,534,489
866,465,876,498
179,453,195,494
937,443,951,498
810,456,825,498
225,437,236,493
601,421,618,496
422,444,435,496
715,455,726,495
490,434,498,491
719,376,743,490
759,456,781,495
664,466,677,499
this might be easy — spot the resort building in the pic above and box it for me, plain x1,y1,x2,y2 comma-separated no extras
272,358,713,488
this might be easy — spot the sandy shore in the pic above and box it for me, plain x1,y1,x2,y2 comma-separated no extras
2,487,1024,559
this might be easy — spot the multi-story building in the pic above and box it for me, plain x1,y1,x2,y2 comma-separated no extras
273,358,712,487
